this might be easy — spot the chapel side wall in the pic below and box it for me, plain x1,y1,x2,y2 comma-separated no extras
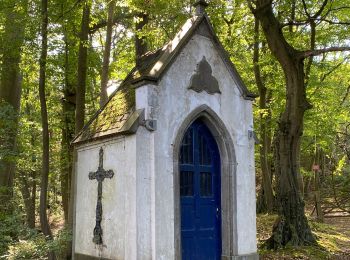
74,136,137,260
135,126,154,260
138,33,257,259
235,101,257,255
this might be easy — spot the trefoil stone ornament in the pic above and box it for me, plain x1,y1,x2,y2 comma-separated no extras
188,56,221,94
89,147,114,245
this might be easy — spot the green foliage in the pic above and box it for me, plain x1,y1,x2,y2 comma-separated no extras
0,196,71,259
300,167,314,179
0,101,19,164
6,237,47,260
334,156,347,176
3,228,71,260
0,207,23,256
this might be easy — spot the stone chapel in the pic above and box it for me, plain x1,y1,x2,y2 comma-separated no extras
72,1,258,259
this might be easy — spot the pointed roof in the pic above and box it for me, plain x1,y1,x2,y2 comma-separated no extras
194,0,209,16
121,14,256,99
73,14,256,145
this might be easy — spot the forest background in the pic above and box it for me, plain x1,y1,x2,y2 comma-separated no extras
0,0,349,259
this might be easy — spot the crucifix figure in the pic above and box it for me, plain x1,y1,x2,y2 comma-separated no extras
89,147,114,245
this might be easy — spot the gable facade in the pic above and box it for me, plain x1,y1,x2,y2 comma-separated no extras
73,13,257,260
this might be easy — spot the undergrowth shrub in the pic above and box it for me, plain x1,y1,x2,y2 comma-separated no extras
3,228,71,260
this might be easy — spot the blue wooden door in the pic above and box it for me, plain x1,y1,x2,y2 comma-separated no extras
180,119,221,260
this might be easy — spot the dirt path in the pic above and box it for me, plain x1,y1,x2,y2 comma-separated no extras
326,217,350,259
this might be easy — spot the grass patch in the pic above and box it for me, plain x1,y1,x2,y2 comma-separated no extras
257,214,350,260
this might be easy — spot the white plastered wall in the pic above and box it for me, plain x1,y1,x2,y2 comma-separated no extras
74,136,137,259
135,33,257,259
73,30,257,260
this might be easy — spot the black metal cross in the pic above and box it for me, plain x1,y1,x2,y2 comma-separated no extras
89,147,114,245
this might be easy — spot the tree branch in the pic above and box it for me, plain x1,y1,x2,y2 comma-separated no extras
301,0,310,18
341,85,350,105
305,20,316,86
289,0,296,33
320,57,348,82
281,17,350,28
312,0,329,18
320,0,333,21
318,18,350,25
330,6,350,12
53,0,82,22
303,46,350,58
281,20,308,28
311,58,348,97
89,11,132,34
251,0,297,67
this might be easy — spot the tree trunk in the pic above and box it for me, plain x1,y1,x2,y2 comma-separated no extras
67,3,90,258
75,1,90,134
19,87,38,229
250,1,316,248
313,146,324,222
31,174,37,227
253,18,274,213
0,0,27,209
19,173,36,229
38,0,55,258
135,12,148,67
314,169,323,222
303,159,313,199
60,30,76,224
100,0,116,107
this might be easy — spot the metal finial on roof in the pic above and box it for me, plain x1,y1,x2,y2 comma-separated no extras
193,0,208,16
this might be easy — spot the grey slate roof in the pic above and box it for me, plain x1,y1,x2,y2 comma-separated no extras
72,14,256,145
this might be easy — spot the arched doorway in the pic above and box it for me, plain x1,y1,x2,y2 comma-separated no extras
179,119,221,259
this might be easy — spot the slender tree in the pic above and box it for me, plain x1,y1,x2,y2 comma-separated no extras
75,1,90,134
135,12,148,66
19,171,36,229
60,20,77,223
38,0,55,258
67,2,90,257
100,0,116,106
0,0,27,208
19,100,37,228
253,17,275,213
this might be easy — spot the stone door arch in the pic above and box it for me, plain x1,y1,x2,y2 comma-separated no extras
173,105,238,259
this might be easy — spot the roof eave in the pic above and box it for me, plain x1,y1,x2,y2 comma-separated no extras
72,109,144,146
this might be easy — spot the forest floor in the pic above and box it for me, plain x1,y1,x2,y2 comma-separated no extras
48,203,350,260
257,213,350,260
